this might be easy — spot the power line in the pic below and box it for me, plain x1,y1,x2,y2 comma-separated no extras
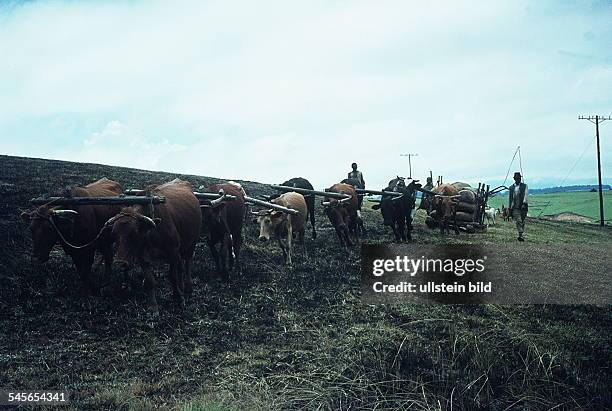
579,115,610,226
537,135,596,217
502,146,520,187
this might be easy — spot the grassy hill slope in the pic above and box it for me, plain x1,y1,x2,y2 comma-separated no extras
0,155,610,410
488,190,612,222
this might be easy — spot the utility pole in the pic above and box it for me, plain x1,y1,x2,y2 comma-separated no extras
400,153,418,178
579,115,610,227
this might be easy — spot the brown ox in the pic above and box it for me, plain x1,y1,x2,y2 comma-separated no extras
501,204,511,221
20,177,122,295
323,183,359,247
108,179,201,318
200,182,245,278
432,183,461,234
253,192,307,266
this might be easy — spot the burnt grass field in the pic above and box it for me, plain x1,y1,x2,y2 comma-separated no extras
1,154,611,410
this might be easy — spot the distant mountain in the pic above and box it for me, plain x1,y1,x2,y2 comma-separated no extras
530,185,611,194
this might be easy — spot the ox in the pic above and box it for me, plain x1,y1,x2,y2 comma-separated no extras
108,179,201,317
200,182,245,278
501,204,511,221
253,192,307,266
372,177,421,242
340,177,367,235
265,177,317,239
432,183,461,235
20,177,122,295
323,183,359,247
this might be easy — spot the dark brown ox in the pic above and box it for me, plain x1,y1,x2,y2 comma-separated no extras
371,177,421,242
253,192,307,266
108,179,201,317
323,183,359,247
20,177,122,295
432,184,461,234
200,182,245,278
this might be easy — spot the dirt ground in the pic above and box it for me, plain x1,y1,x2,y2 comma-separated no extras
1,155,610,410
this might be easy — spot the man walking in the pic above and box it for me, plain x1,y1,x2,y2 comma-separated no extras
508,172,528,241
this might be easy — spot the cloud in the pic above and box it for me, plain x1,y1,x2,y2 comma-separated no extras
0,0,610,189
58,120,186,171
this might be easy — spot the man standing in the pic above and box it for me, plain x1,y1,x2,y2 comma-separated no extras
348,162,365,190
348,162,366,209
420,176,435,213
347,163,366,235
508,172,528,241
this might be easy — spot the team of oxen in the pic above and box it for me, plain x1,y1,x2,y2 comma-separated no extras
20,175,480,317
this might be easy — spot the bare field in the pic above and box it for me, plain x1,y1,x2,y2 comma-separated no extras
0,155,610,410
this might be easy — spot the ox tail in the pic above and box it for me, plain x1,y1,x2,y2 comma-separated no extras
229,234,236,260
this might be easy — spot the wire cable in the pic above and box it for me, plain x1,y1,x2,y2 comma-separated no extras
537,135,597,217
502,146,520,187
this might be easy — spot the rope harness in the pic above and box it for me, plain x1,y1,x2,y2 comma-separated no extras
30,193,157,251
30,210,114,250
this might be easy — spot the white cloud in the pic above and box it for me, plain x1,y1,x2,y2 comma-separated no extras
58,120,186,171
0,0,610,189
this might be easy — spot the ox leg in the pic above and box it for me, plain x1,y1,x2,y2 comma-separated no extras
225,233,235,272
333,227,344,246
352,218,361,242
298,229,306,256
234,233,242,270
277,238,288,264
183,257,193,295
102,243,114,288
406,216,413,242
76,251,97,296
343,225,353,247
142,263,159,319
453,210,460,235
308,202,317,239
390,223,401,243
398,218,406,242
182,245,195,295
219,238,229,279
208,241,221,274
287,225,293,266
168,254,186,311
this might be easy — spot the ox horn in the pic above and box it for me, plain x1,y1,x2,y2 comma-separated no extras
137,214,157,227
210,189,228,207
250,209,272,216
53,209,79,217
339,197,351,204
104,213,123,226
321,201,331,207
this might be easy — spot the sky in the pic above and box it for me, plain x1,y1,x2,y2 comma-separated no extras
1,0,611,190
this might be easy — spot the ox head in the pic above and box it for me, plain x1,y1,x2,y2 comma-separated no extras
433,194,461,227
322,196,351,228
388,176,406,191
251,209,287,242
200,189,230,235
20,207,78,264
371,199,395,226
107,208,160,269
